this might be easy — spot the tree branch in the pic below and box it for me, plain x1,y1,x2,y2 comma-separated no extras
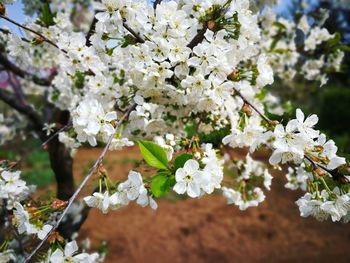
0,89,44,136
187,23,208,49
153,0,162,10
123,22,145,43
0,53,52,86
0,15,66,53
86,16,98,47
24,103,137,263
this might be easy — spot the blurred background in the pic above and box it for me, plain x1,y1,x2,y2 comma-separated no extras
1,0,350,262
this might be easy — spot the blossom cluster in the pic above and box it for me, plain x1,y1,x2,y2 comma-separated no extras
222,154,272,210
0,166,32,209
260,7,344,86
0,0,350,260
297,187,350,222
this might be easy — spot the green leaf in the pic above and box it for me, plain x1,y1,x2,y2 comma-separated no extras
272,21,287,30
38,3,56,27
326,32,341,48
151,173,171,198
174,154,192,171
336,45,350,52
138,141,169,170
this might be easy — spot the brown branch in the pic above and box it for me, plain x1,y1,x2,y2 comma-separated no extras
24,103,137,263
232,87,272,124
86,16,98,47
123,22,145,43
187,23,208,49
153,0,162,9
0,15,67,53
0,89,44,136
0,53,52,86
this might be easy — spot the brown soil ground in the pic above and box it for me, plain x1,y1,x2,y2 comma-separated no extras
73,147,350,263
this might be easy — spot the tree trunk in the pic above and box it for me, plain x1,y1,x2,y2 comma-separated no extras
45,109,75,201
47,138,75,201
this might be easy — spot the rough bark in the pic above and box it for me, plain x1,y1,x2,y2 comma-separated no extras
47,138,75,201
46,110,75,201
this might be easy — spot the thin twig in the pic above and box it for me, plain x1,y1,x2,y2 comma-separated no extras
232,87,272,124
24,103,137,263
123,22,145,43
0,15,66,53
304,154,334,174
41,122,73,148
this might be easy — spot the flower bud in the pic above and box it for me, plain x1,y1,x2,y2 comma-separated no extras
337,164,350,175
42,144,49,151
339,175,350,184
314,145,323,152
207,20,216,30
228,70,238,80
314,167,326,177
0,4,6,16
242,103,252,116
98,164,108,176
35,36,45,44
48,232,64,244
51,199,68,210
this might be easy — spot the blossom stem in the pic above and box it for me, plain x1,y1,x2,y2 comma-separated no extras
23,103,137,263
0,15,66,53
319,176,332,194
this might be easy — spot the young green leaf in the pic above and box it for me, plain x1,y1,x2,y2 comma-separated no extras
174,153,193,171
38,2,56,27
151,173,171,198
138,141,169,170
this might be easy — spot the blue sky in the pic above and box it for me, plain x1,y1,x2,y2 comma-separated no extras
0,1,29,35
1,0,288,34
